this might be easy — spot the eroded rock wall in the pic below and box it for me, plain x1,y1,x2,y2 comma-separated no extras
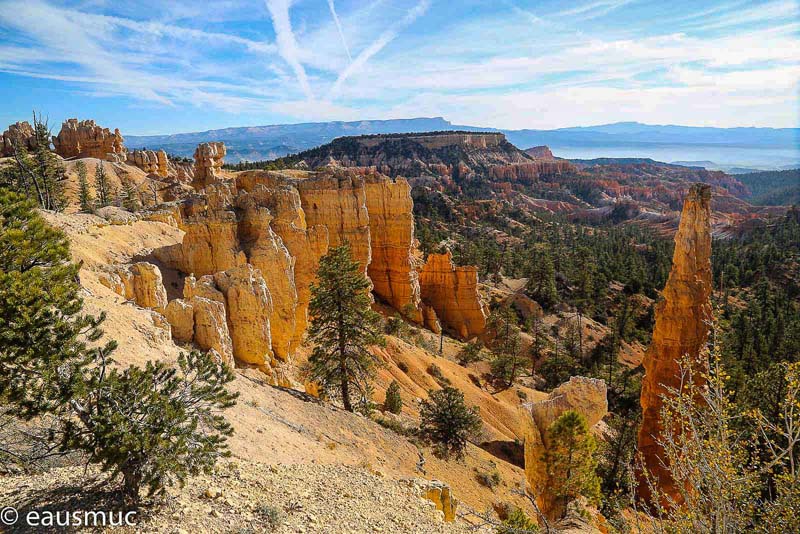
128,149,168,177
636,183,713,506
419,251,487,340
53,119,125,161
295,172,372,275
364,175,422,321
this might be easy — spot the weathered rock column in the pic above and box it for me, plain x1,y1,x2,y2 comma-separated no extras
636,183,713,506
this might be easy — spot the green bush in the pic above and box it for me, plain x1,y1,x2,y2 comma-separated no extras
65,351,238,504
497,507,539,533
384,380,403,414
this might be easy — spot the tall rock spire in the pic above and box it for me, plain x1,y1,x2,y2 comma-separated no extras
636,183,713,505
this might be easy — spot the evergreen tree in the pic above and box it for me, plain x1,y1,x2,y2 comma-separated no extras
488,304,523,388
418,386,482,459
65,351,238,505
542,410,601,520
1,113,64,211
384,380,402,414
526,246,559,310
0,189,110,417
498,508,539,534
75,160,94,213
121,176,140,212
94,162,111,208
305,243,385,412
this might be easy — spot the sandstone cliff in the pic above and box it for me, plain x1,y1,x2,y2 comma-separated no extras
636,183,713,506
53,118,126,162
1,121,36,156
523,376,608,521
419,251,487,340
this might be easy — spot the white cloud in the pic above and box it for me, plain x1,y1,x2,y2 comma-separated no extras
265,0,314,99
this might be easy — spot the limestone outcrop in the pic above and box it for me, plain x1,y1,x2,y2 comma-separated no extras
636,183,713,506
98,262,168,313
128,149,168,177
53,119,126,161
364,175,422,320
523,376,608,521
193,142,226,190
419,251,487,340
1,121,36,156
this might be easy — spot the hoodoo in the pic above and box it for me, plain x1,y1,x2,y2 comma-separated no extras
636,183,713,505
52,118,126,161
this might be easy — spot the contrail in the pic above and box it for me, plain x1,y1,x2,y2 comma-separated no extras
265,0,313,100
330,0,430,98
327,0,352,62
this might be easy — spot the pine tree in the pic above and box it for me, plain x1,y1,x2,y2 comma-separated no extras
65,350,238,505
75,160,94,213
305,243,385,412
121,177,140,212
94,162,111,208
1,113,65,211
384,380,402,414
542,410,601,520
527,246,559,310
418,386,482,459
488,304,523,388
0,189,110,417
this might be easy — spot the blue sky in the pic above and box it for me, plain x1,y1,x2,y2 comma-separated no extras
0,0,798,135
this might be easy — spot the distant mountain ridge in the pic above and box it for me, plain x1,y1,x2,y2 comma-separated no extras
125,117,800,167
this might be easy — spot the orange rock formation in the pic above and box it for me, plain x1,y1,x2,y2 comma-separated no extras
128,149,168,177
53,119,126,161
636,183,713,506
295,172,372,275
364,175,422,320
1,121,36,156
523,376,608,521
419,251,487,340
193,142,226,189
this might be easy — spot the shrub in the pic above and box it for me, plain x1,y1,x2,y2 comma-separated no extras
397,361,409,373
65,351,238,504
385,315,406,336
498,507,539,533
256,504,283,531
419,386,482,459
427,363,450,385
384,380,403,414
476,469,502,490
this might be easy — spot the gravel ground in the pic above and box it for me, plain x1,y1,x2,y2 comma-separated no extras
0,461,491,533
